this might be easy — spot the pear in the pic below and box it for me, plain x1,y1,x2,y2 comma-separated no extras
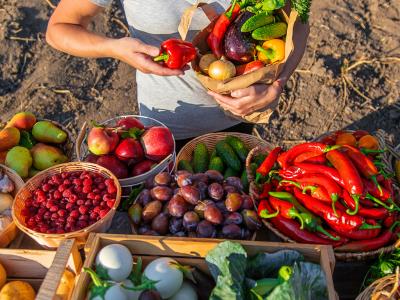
32,121,67,144
5,146,33,178
0,127,20,152
6,112,36,130
31,143,68,170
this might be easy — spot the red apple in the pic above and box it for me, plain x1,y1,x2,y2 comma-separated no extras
131,160,155,176
114,138,144,163
96,155,128,179
88,127,119,155
141,126,174,162
117,117,144,130
85,153,99,163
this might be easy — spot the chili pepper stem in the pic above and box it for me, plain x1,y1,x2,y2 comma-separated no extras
366,193,396,211
153,53,169,62
316,225,340,241
259,208,280,219
84,267,104,287
359,222,382,230
324,145,342,152
346,195,360,215
371,175,383,196
291,211,305,229
280,180,301,189
225,0,238,19
390,221,400,232
360,148,385,155
255,173,262,184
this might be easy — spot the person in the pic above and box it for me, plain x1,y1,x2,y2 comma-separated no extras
46,0,309,144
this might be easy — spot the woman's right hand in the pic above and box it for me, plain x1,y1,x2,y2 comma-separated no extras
110,37,184,76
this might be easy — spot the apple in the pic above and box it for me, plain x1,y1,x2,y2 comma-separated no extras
96,155,128,179
131,160,155,176
141,127,174,162
85,153,99,163
115,138,144,163
88,127,119,155
117,117,144,130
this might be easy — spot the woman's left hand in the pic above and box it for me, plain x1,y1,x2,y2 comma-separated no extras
208,81,283,116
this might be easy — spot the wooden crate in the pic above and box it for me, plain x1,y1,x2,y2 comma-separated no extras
0,238,82,299
72,234,337,300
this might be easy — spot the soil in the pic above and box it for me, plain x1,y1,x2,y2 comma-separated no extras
0,0,399,146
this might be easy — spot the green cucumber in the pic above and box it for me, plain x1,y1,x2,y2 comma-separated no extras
224,167,240,179
241,163,257,193
241,12,275,32
209,156,225,173
216,141,242,172
193,143,209,173
252,22,287,41
225,135,249,162
178,160,194,173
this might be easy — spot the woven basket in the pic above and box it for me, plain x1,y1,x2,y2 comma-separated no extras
75,116,176,197
356,269,400,300
176,132,274,169
247,130,400,262
0,165,24,247
12,162,121,249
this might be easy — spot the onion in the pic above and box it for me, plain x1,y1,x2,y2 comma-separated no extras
199,54,217,75
208,59,236,81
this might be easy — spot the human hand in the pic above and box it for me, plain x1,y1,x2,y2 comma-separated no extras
110,37,185,76
207,81,284,116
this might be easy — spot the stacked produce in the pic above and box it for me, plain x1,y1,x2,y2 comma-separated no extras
0,170,14,232
197,0,310,81
0,112,69,178
84,117,174,179
129,170,261,239
252,130,400,252
20,170,118,234
84,243,204,300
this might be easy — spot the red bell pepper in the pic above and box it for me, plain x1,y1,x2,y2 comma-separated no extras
256,147,282,179
294,152,326,164
257,199,280,219
293,188,364,232
281,142,340,169
342,190,388,219
154,39,196,69
235,60,264,75
335,222,400,252
293,163,345,187
206,0,241,58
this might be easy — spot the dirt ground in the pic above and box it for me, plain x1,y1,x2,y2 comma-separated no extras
0,0,399,147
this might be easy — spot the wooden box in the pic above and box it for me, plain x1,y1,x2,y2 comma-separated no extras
72,234,337,300
0,239,82,299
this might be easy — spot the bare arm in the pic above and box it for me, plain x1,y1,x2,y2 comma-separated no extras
46,0,183,76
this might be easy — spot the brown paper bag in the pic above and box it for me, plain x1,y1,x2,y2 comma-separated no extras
179,4,299,124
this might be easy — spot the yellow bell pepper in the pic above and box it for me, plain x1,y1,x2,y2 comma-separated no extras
0,281,35,300
256,39,285,64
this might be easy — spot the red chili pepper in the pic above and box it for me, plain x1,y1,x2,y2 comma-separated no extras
280,179,331,203
293,188,363,232
257,199,280,219
277,151,288,168
259,183,272,200
153,39,196,69
384,213,396,228
235,60,264,75
343,145,379,180
315,228,349,247
206,0,241,58
293,163,345,186
353,130,369,140
281,142,340,169
326,149,364,214
335,222,400,252
360,197,376,208
278,165,305,180
363,178,391,201
294,152,326,164
269,197,304,227
319,135,336,145
382,178,394,199
340,224,381,241
256,147,282,177
342,190,388,219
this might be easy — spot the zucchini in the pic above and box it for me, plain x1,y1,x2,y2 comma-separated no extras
252,22,287,41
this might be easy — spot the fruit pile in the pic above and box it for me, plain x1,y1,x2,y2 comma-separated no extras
178,135,255,192
0,112,68,178
0,169,15,232
252,130,399,252
21,171,118,234
85,116,174,179
129,170,261,239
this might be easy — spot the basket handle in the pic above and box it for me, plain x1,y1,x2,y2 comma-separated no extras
75,121,88,162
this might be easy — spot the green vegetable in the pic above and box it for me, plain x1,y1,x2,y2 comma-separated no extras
178,159,194,173
19,130,36,149
266,262,328,300
246,250,304,279
261,0,286,11
119,184,144,211
241,12,275,32
210,149,218,160
206,241,247,300
193,143,209,173
216,141,241,172
224,167,240,179
241,170,249,193
209,156,225,173
291,0,312,23
225,135,249,162
252,22,287,41
278,266,293,282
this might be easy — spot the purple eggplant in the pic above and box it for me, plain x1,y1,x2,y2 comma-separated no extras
224,11,256,63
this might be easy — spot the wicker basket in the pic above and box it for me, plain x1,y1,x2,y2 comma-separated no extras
75,116,176,197
247,131,400,262
11,162,121,249
176,132,274,169
0,165,24,247
356,268,400,300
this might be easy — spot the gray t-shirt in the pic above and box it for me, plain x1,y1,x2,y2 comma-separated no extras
91,0,240,140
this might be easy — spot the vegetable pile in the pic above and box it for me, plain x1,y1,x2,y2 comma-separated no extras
21,170,118,234
0,112,69,178
198,0,311,81
84,243,203,300
85,117,174,179
129,170,261,239
205,241,328,300
252,130,400,252
0,169,14,233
